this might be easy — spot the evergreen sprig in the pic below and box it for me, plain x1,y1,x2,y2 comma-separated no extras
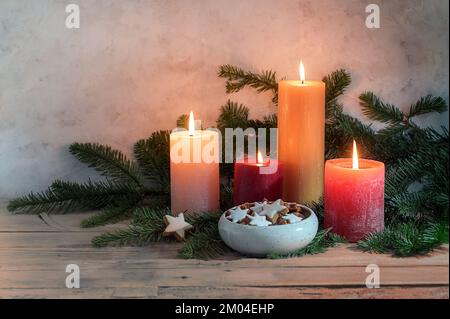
70,143,144,187
7,180,138,214
92,208,228,259
218,64,279,104
133,130,170,192
92,207,170,247
359,91,405,125
323,69,351,117
216,100,250,131
408,95,447,118
268,229,347,259
357,220,449,256
80,202,137,228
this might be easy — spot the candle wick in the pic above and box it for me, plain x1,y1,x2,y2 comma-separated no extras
301,80,304,85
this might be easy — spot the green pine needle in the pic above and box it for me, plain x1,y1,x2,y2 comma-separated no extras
216,100,250,131
91,207,170,247
133,130,170,191
268,229,347,259
80,204,135,228
218,64,278,104
408,95,447,118
7,179,138,214
358,221,448,257
179,220,229,259
176,114,189,129
70,143,144,187
359,91,405,125
323,69,351,114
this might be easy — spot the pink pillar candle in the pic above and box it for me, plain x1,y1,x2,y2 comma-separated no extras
324,157,385,242
170,112,220,214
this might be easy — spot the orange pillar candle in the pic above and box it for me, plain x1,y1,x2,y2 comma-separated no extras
170,112,220,214
324,141,385,242
278,62,325,203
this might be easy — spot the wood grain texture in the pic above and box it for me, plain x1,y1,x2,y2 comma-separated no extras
0,203,448,299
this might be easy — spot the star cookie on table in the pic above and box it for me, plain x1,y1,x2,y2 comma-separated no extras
250,201,267,214
226,206,249,223
282,213,303,224
259,199,288,223
247,213,272,227
163,213,193,241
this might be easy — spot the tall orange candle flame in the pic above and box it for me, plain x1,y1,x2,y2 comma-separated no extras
352,140,359,170
188,111,195,136
299,61,305,84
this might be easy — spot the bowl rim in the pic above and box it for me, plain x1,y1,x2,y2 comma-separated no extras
220,204,316,230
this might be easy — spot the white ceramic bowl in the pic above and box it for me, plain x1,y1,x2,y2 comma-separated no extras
218,205,319,256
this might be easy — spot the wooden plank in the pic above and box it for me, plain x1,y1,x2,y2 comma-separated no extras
0,249,448,271
157,286,450,299
0,265,447,289
0,212,128,232
0,232,104,248
0,287,158,299
0,286,447,299
0,244,447,268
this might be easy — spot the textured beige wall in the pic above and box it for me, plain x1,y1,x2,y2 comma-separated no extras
0,0,448,197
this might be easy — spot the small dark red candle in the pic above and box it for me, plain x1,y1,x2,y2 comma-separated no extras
232,152,283,205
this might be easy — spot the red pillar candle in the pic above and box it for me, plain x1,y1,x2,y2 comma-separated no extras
233,152,283,205
324,141,384,242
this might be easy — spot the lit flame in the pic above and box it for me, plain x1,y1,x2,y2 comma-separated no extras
188,111,195,136
299,61,305,84
352,140,359,170
257,151,264,164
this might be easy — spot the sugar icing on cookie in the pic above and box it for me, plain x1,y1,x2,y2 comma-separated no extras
226,206,249,223
282,213,303,224
259,199,287,219
251,201,267,214
247,213,272,227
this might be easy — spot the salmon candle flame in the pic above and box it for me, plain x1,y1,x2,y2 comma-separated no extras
352,140,359,170
299,61,305,84
188,111,195,136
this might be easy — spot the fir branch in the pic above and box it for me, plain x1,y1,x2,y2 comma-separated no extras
179,221,229,259
176,114,189,129
8,180,138,214
389,191,430,219
80,203,135,228
70,143,144,187
408,95,447,118
91,207,170,247
218,64,278,104
134,131,170,192
263,114,277,128
422,221,449,245
267,228,346,259
185,211,223,231
359,91,405,125
357,221,448,256
323,69,351,115
91,228,145,248
334,112,376,143
216,100,250,131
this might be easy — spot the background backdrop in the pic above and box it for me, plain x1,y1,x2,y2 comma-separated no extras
0,0,448,198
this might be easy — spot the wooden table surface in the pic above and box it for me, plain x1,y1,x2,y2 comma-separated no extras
0,204,448,299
